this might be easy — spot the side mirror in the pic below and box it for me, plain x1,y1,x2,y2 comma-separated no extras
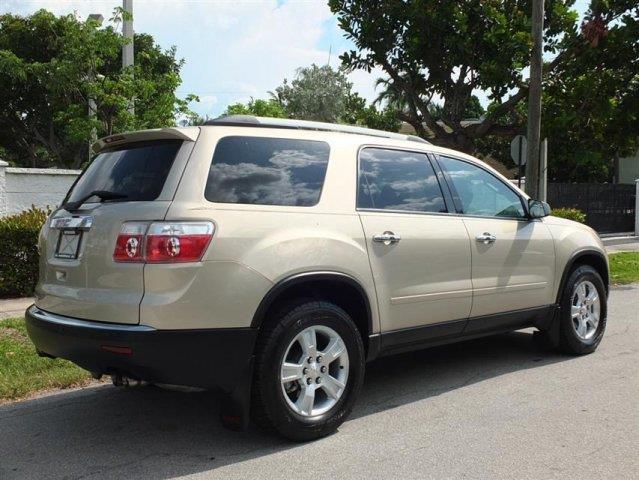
528,199,551,219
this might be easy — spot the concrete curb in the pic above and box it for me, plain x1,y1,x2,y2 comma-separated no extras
602,235,639,246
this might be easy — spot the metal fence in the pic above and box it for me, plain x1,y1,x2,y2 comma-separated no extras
547,183,636,233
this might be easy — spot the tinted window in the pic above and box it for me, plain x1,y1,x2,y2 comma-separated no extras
439,156,525,218
205,136,330,206
358,148,446,213
66,140,181,204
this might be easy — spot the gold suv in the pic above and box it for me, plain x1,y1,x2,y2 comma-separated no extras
26,116,609,441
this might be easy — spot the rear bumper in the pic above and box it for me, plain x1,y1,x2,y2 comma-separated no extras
25,305,257,392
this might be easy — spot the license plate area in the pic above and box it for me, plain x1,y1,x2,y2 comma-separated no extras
55,230,82,259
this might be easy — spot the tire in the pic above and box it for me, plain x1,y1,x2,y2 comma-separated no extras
251,300,365,441
557,265,607,355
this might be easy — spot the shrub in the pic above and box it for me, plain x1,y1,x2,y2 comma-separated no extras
551,207,586,223
0,207,49,298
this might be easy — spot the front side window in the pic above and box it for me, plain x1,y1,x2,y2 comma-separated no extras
205,136,330,206
439,156,525,218
358,148,446,213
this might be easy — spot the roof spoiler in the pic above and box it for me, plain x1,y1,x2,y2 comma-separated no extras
92,127,200,154
203,115,430,144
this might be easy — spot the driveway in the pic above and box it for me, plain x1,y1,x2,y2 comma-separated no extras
1,286,637,480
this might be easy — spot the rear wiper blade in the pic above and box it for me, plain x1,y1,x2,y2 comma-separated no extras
62,190,128,212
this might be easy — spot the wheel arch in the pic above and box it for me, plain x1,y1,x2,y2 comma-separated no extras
556,250,609,303
251,271,375,353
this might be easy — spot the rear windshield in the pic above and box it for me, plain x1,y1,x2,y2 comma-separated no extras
205,136,330,206
65,140,182,204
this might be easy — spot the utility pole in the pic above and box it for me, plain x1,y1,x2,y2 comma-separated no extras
122,0,134,114
122,0,134,70
525,0,544,199
87,14,104,161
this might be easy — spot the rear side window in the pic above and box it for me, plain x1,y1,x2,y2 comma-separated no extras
66,140,182,204
205,136,330,206
358,148,447,213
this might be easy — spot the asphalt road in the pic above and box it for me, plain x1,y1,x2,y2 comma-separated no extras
1,286,638,480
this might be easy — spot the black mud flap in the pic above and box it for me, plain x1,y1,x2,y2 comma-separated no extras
220,356,254,431
533,305,561,349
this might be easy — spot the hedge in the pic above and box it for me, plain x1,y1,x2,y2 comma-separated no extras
551,207,586,224
0,207,49,298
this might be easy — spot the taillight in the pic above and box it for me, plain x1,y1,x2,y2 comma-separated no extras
113,222,147,262
146,222,214,263
113,221,214,263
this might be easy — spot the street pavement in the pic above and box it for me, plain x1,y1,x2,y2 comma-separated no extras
1,285,637,480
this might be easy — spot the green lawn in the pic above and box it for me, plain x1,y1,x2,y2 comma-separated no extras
609,252,639,285
0,317,91,403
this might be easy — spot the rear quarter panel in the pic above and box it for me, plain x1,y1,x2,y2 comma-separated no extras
140,127,379,331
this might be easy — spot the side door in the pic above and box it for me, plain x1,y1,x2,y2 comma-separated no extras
436,155,555,330
357,147,473,344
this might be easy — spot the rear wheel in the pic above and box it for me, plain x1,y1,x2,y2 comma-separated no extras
251,300,365,441
557,265,607,355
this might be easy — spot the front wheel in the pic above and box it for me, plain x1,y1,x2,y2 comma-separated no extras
251,300,365,441
557,265,607,355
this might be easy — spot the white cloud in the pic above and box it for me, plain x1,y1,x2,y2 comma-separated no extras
1,0,383,117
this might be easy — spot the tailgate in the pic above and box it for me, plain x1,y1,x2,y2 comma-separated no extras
35,132,198,324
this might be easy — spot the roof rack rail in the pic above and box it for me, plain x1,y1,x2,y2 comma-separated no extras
203,115,430,144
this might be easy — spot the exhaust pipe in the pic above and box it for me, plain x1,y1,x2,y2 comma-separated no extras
110,373,145,387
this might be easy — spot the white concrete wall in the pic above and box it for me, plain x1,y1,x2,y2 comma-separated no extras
0,160,80,216
619,152,639,185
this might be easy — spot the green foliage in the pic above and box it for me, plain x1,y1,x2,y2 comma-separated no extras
0,207,49,298
0,317,91,401
330,0,639,181
329,0,577,149
609,252,639,285
542,3,639,182
224,98,286,118
0,9,196,168
551,207,587,223
222,65,401,132
273,64,353,123
343,91,401,132
353,103,401,132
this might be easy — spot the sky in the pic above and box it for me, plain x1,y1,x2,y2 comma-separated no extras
1,0,590,119
0,0,386,118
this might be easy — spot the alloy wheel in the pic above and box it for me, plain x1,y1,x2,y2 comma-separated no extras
570,280,600,340
280,325,350,417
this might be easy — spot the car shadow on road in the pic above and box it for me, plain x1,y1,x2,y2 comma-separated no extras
0,330,571,479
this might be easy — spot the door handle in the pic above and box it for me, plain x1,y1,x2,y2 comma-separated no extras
475,232,497,245
373,231,401,245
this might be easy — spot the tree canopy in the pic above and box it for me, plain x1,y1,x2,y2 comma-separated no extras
0,9,195,168
223,64,400,133
329,0,639,181
225,98,286,118
273,64,352,123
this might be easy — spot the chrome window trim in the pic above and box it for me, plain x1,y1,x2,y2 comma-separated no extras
357,207,533,222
